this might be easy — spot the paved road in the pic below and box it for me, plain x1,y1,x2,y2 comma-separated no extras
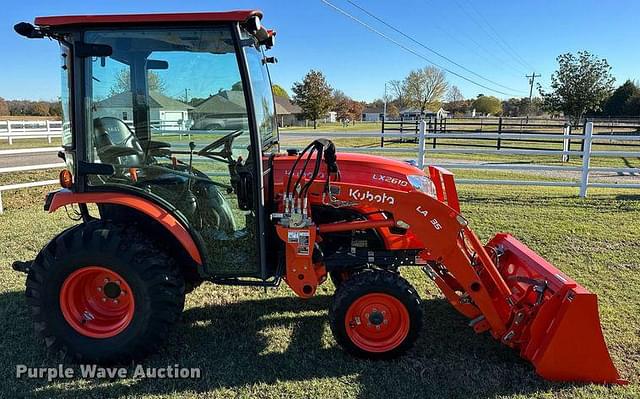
0,151,60,168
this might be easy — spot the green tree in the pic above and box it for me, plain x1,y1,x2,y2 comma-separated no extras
444,100,468,116
539,51,615,123
473,95,502,115
501,98,521,117
292,70,333,129
110,69,167,95
500,97,543,117
625,95,640,116
272,84,289,98
404,66,448,115
49,101,62,117
603,80,640,116
0,97,8,116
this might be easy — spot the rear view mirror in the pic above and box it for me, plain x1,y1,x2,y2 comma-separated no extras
75,42,113,58
146,60,168,70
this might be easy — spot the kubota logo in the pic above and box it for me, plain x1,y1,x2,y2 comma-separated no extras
348,188,395,205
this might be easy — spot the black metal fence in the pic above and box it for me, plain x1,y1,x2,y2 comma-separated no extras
380,116,640,159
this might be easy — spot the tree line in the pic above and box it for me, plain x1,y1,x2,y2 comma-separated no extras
284,50,639,127
2,49,637,124
0,98,62,117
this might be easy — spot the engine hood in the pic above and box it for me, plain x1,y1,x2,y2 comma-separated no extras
271,151,424,192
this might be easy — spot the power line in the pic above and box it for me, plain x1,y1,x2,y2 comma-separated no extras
419,0,525,80
345,0,526,94
320,0,521,97
452,0,532,73
461,0,536,72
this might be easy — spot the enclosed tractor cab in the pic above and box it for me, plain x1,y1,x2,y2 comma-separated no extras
14,11,624,384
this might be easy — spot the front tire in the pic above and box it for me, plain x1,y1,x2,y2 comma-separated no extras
329,270,423,359
26,221,185,364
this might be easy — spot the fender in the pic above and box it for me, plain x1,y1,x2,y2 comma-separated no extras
46,190,203,265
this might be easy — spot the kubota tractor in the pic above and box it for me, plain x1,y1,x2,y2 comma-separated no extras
13,11,625,384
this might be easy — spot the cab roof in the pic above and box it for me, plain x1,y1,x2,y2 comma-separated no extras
34,10,262,27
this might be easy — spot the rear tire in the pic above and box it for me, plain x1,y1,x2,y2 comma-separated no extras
26,221,185,364
329,269,422,359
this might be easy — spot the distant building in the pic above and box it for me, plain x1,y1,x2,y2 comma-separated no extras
324,111,337,123
191,89,248,131
400,107,449,120
362,106,384,122
274,96,303,127
94,91,192,128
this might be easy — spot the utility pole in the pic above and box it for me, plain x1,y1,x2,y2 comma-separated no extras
383,81,388,122
184,88,190,103
525,72,541,116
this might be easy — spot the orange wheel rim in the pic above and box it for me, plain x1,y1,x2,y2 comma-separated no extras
59,266,134,338
344,293,410,352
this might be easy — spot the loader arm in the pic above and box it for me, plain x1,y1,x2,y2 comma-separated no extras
287,167,625,384
306,181,512,337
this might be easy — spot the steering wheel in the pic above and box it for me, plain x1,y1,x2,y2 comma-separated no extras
198,130,244,164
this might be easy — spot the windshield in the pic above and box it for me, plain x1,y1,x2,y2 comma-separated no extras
82,26,263,276
85,27,250,155
84,25,272,276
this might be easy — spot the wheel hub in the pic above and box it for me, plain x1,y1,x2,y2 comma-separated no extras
345,293,410,352
103,281,122,299
59,266,134,339
368,310,384,326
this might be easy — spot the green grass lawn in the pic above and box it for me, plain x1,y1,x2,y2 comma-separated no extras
0,137,61,150
280,122,382,132
0,175,638,398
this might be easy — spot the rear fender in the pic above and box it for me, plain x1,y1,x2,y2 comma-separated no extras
46,190,203,265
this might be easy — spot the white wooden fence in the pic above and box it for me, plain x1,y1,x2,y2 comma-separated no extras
0,119,191,146
280,121,640,198
1,121,639,214
0,120,63,144
0,147,63,213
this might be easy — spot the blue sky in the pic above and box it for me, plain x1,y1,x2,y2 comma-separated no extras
2,0,639,102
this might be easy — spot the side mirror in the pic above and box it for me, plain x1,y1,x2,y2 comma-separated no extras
14,22,44,39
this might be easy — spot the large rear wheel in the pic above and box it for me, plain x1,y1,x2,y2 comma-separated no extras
329,269,423,359
26,221,185,364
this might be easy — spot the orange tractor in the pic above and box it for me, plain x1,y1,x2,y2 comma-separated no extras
14,11,624,384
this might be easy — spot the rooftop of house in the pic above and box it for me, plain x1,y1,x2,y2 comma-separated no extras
274,95,302,115
362,107,384,114
193,90,247,114
95,91,193,110
400,107,449,114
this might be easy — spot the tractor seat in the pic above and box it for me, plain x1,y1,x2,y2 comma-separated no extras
93,117,144,167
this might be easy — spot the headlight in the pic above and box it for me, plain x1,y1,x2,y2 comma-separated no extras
407,175,437,198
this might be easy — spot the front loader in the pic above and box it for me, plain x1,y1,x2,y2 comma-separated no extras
13,10,624,384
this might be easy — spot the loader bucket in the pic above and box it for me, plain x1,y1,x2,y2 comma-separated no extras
486,233,626,384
